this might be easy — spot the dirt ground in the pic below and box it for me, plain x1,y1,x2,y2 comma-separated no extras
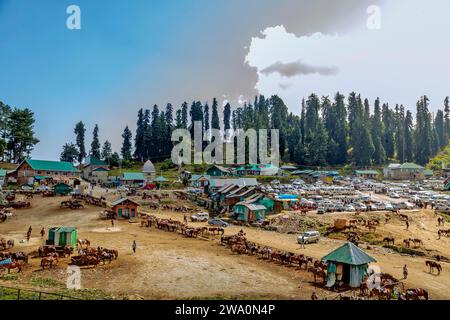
1,192,450,300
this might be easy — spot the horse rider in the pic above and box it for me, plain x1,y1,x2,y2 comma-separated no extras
403,264,408,280
132,240,137,253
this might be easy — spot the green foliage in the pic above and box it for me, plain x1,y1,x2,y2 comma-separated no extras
90,124,101,159
60,143,79,163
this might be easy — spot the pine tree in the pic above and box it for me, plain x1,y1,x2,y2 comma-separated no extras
414,96,432,165
270,95,289,159
121,126,133,160
181,102,188,129
435,109,446,148
101,140,112,162
223,103,231,132
371,98,386,164
404,110,414,162
211,98,220,130
203,102,210,133
394,105,405,163
60,143,79,163
134,109,145,161
382,103,395,159
90,124,101,158
74,121,86,163
444,97,450,141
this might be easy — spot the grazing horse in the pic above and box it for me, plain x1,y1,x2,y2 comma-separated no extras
411,238,423,248
403,239,411,248
425,260,442,275
40,256,58,270
383,237,395,245
77,239,91,248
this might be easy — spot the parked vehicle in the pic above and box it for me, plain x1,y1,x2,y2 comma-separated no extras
344,204,356,212
208,218,229,227
317,207,326,215
191,212,209,222
297,231,320,244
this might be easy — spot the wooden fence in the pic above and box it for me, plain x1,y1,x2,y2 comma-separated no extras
0,284,81,300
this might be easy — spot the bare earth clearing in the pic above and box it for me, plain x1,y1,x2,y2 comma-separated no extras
1,192,450,300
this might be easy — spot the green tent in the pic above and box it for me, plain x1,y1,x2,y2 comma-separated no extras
54,183,72,195
322,242,377,288
47,227,78,248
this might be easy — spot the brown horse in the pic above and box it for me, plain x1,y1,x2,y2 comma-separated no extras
383,237,395,245
1,260,22,274
40,256,58,270
425,260,442,275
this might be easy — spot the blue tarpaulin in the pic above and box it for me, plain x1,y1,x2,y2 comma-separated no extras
0,258,12,265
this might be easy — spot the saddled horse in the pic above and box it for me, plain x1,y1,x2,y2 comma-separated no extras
0,259,22,274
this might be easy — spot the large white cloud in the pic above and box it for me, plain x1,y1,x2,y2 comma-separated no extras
245,0,450,114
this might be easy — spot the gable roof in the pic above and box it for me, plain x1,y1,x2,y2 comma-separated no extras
24,159,76,172
122,172,145,181
207,165,232,174
210,178,258,188
322,242,377,266
400,163,424,170
84,155,107,167
143,160,156,173
111,198,140,206
93,167,109,172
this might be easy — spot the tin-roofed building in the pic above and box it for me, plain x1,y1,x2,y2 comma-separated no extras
7,159,78,185
384,163,425,180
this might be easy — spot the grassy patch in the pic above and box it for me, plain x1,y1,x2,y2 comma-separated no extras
383,244,426,256
0,274,19,281
360,233,383,245
30,277,65,289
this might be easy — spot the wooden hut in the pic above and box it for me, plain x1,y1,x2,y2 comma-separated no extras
233,202,267,222
111,198,139,219
47,227,78,249
322,242,377,288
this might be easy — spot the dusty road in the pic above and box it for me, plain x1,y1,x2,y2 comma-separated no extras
1,193,449,300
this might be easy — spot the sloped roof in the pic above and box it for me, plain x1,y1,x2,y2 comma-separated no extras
25,159,76,172
122,172,145,181
322,242,377,266
211,178,258,188
143,160,156,173
355,170,380,175
400,163,424,170
207,165,232,173
93,167,109,172
236,202,266,211
0,169,7,177
84,155,107,167
111,198,140,206
154,176,169,182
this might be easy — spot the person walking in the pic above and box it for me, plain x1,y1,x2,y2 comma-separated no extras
132,240,137,254
111,219,115,228
40,227,45,238
300,235,305,249
403,264,408,280
405,220,410,230
184,214,188,224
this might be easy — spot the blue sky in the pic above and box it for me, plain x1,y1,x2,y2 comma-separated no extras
1,0,448,160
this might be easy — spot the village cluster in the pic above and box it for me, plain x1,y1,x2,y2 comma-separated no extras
0,156,449,300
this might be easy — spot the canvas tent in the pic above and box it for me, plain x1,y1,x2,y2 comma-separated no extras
322,242,376,288
47,227,78,249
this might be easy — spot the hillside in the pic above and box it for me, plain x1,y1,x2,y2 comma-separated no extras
427,143,450,171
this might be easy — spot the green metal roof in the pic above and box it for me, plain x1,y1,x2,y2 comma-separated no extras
93,167,109,172
0,169,7,177
322,242,377,266
154,176,169,182
400,163,424,170
51,227,77,233
85,155,107,166
122,172,145,181
355,170,380,175
25,159,76,172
